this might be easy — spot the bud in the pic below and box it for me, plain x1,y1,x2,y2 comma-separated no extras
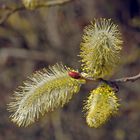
80,18,123,78
68,71,81,79
84,83,119,128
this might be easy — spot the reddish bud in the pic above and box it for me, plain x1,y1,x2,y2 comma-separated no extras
68,71,81,79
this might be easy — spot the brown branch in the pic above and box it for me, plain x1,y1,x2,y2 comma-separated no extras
0,6,25,25
81,73,140,84
111,73,140,83
78,72,140,92
0,0,71,25
99,73,140,92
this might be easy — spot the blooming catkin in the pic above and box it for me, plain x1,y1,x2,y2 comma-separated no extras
22,0,42,10
8,64,85,127
84,83,119,128
80,18,123,78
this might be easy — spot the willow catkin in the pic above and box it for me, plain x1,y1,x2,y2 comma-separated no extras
8,64,85,127
22,0,42,10
80,18,123,78
84,83,119,128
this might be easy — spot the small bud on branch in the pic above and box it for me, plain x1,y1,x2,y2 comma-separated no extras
68,71,81,79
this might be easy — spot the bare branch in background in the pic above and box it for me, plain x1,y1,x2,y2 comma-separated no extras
0,6,25,25
0,0,71,25
0,48,54,65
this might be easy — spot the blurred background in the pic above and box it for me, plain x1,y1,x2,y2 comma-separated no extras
0,0,140,140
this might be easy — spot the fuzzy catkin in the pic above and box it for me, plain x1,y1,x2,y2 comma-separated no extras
22,0,42,10
80,18,123,78
84,83,119,128
8,64,85,127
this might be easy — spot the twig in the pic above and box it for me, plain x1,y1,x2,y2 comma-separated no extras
81,73,140,84
0,48,55,64
76,73,140,92
79,72,140,92
43,0,71,7
0,0,71,25
111,73,140,83
0,6,25,25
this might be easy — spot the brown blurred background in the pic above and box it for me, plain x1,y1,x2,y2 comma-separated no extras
0,0,140,140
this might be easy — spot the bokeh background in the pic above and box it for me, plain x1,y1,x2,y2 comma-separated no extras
0,0,140,140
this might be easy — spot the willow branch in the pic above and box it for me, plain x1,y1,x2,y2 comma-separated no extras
43,0,70,7
0,6,25,25
82,73,140,84
79,72,140,92
111,73,140,83
0,0,70,25
0,48,54,64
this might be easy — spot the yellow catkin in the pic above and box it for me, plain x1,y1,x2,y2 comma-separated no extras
80,18,123,78
22,0,42,10
84,83,119,128
8,64,85,127
22,0,69,10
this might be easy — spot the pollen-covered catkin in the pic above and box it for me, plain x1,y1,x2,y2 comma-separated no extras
8,64,85,127
80,18,123,78
84,83,119,128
